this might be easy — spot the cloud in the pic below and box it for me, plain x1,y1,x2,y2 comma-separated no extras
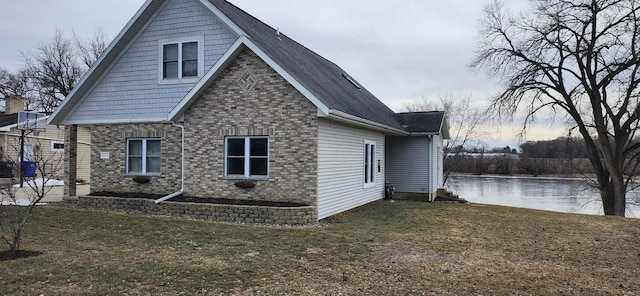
0,0,549,147
229,0,501,108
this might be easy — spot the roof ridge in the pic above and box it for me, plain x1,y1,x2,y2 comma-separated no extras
397,110,445,114
217,0,342,69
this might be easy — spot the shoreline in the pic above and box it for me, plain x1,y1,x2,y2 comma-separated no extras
448,173,597,181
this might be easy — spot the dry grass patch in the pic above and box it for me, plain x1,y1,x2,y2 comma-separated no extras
0,201,638,295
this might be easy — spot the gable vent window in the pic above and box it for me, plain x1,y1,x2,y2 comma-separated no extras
158,37,203,83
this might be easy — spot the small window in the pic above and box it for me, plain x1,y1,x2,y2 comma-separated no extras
364,140,376,187
225,137,269,178
51,141,65,151
163,44,179,78
159,37,203,83
127,139,161,175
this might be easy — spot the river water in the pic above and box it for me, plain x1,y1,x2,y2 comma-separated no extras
447,175,640,218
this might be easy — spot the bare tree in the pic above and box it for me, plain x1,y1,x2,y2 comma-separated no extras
20,29,108,113
405,94,489,184
2,30,108,114
0,136,63,252
22,30,82,113
0,69,34,111
74,28,109,69
472,0,640,216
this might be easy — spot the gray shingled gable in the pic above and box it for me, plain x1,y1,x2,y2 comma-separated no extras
207,0,407,130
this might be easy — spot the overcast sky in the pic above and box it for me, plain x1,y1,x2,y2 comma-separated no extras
0,0,566,147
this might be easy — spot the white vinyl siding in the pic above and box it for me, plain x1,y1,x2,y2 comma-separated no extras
385,136,432,193
66,0,238,122
317,119,385,219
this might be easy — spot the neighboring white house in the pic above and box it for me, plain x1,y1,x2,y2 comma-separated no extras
0,95,91,182
48,0,449,221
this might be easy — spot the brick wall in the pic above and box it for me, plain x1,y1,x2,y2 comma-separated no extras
91,123,182,195
78,196,316,225
89,48,319,215
182,48,318,206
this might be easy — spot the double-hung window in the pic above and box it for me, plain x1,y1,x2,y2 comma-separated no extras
225,137,269,178
364,140,376,187
159,36,203,83
127,139,161,175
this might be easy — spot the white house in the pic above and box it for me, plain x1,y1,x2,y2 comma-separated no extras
48,0,449,222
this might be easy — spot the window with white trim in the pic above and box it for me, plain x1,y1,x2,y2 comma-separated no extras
51,141,64,151
127,139,161,175
158,37,203,82
225,136,269,178
364,140,376,187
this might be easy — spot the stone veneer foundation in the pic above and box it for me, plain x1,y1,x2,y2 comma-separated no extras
78,196,317,225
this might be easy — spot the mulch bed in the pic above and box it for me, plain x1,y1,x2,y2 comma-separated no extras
89,192,309,208
0,250,43,261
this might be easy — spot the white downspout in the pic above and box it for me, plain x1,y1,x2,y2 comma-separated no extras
428,135,434,202
155,121,184,204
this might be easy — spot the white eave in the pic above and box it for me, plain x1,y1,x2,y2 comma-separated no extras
326,110,408,136
197,0,245,36
440,115,451,139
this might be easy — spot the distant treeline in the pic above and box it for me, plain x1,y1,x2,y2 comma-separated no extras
445,157,593,176
519,137,588,158
446,137,593,176
446,137,640,176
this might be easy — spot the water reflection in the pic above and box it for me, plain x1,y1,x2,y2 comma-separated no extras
448,175,640,218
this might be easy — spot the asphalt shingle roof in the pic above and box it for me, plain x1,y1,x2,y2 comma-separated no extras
209,0,408,130
0,113,18,128
396,111,445,134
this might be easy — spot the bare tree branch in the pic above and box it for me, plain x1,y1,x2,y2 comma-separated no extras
472,0,640,216
74,28,109,69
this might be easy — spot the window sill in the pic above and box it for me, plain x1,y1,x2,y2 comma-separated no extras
158,77,200,85
225,176,269,181
126,173,162,177
363,183,376,189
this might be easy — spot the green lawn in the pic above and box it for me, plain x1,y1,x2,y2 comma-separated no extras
1,201,639,295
